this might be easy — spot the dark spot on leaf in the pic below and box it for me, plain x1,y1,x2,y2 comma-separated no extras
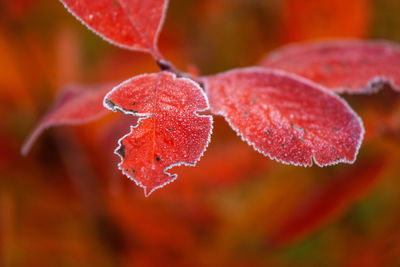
132,101,136,105
132,169,136,173
167,128,172,131
281,143,285,148
116,145,125,158
156,157,161,162
104,98,116,109
290,123,295,128
264,129,273,136
334,127,339,132
113,1,119,6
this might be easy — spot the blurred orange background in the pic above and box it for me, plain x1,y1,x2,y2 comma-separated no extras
1,0,400,266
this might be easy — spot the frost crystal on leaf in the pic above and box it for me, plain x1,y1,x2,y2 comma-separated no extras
260,39,400,93
104,72,213,196
60,0,168,57
204,67,364,167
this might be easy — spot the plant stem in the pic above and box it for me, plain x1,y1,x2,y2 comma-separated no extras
156,59,205,89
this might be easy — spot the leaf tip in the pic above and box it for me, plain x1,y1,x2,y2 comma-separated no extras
143,185,158,197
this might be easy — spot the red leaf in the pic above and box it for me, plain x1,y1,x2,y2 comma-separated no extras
260,39,400,93
204,67,364,166
21,84,111,156
269,155,387,247
104,72,212,196
60,0,168,57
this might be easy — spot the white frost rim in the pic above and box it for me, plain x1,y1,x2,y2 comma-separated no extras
203,66,365,168
261,38,400,93
59,0,170,57
104,72,213,196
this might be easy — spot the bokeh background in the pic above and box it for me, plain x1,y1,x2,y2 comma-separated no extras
1,0,400,266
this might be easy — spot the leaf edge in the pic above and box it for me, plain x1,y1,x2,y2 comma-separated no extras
58,0,169,58
103,72,214,196
203,66,365,167
260,38,400,94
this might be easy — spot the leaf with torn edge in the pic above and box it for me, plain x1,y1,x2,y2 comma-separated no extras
21,83,111,155
60,0,168,57
104,72,213,196
260,39,400,93
204,67,364,167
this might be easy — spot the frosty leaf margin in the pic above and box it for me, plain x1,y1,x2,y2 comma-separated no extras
103,72,213,196
204,67,365,167
59,0,169,58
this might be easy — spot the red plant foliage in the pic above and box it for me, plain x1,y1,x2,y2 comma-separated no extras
103,72,212,196
281,0,370,41
269,155,388,247
21,83,111,156
260,40,400,93
60,0,168,58
22,0,400,196
204,67,364,166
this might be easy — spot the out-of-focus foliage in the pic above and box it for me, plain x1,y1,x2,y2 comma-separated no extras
1,0,400,266
260,40,400,93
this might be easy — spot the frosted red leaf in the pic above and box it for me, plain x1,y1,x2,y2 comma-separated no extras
104,72,212,196
60,0,168,57
204,67,364,167
21,84,111,156
260,39,400,93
